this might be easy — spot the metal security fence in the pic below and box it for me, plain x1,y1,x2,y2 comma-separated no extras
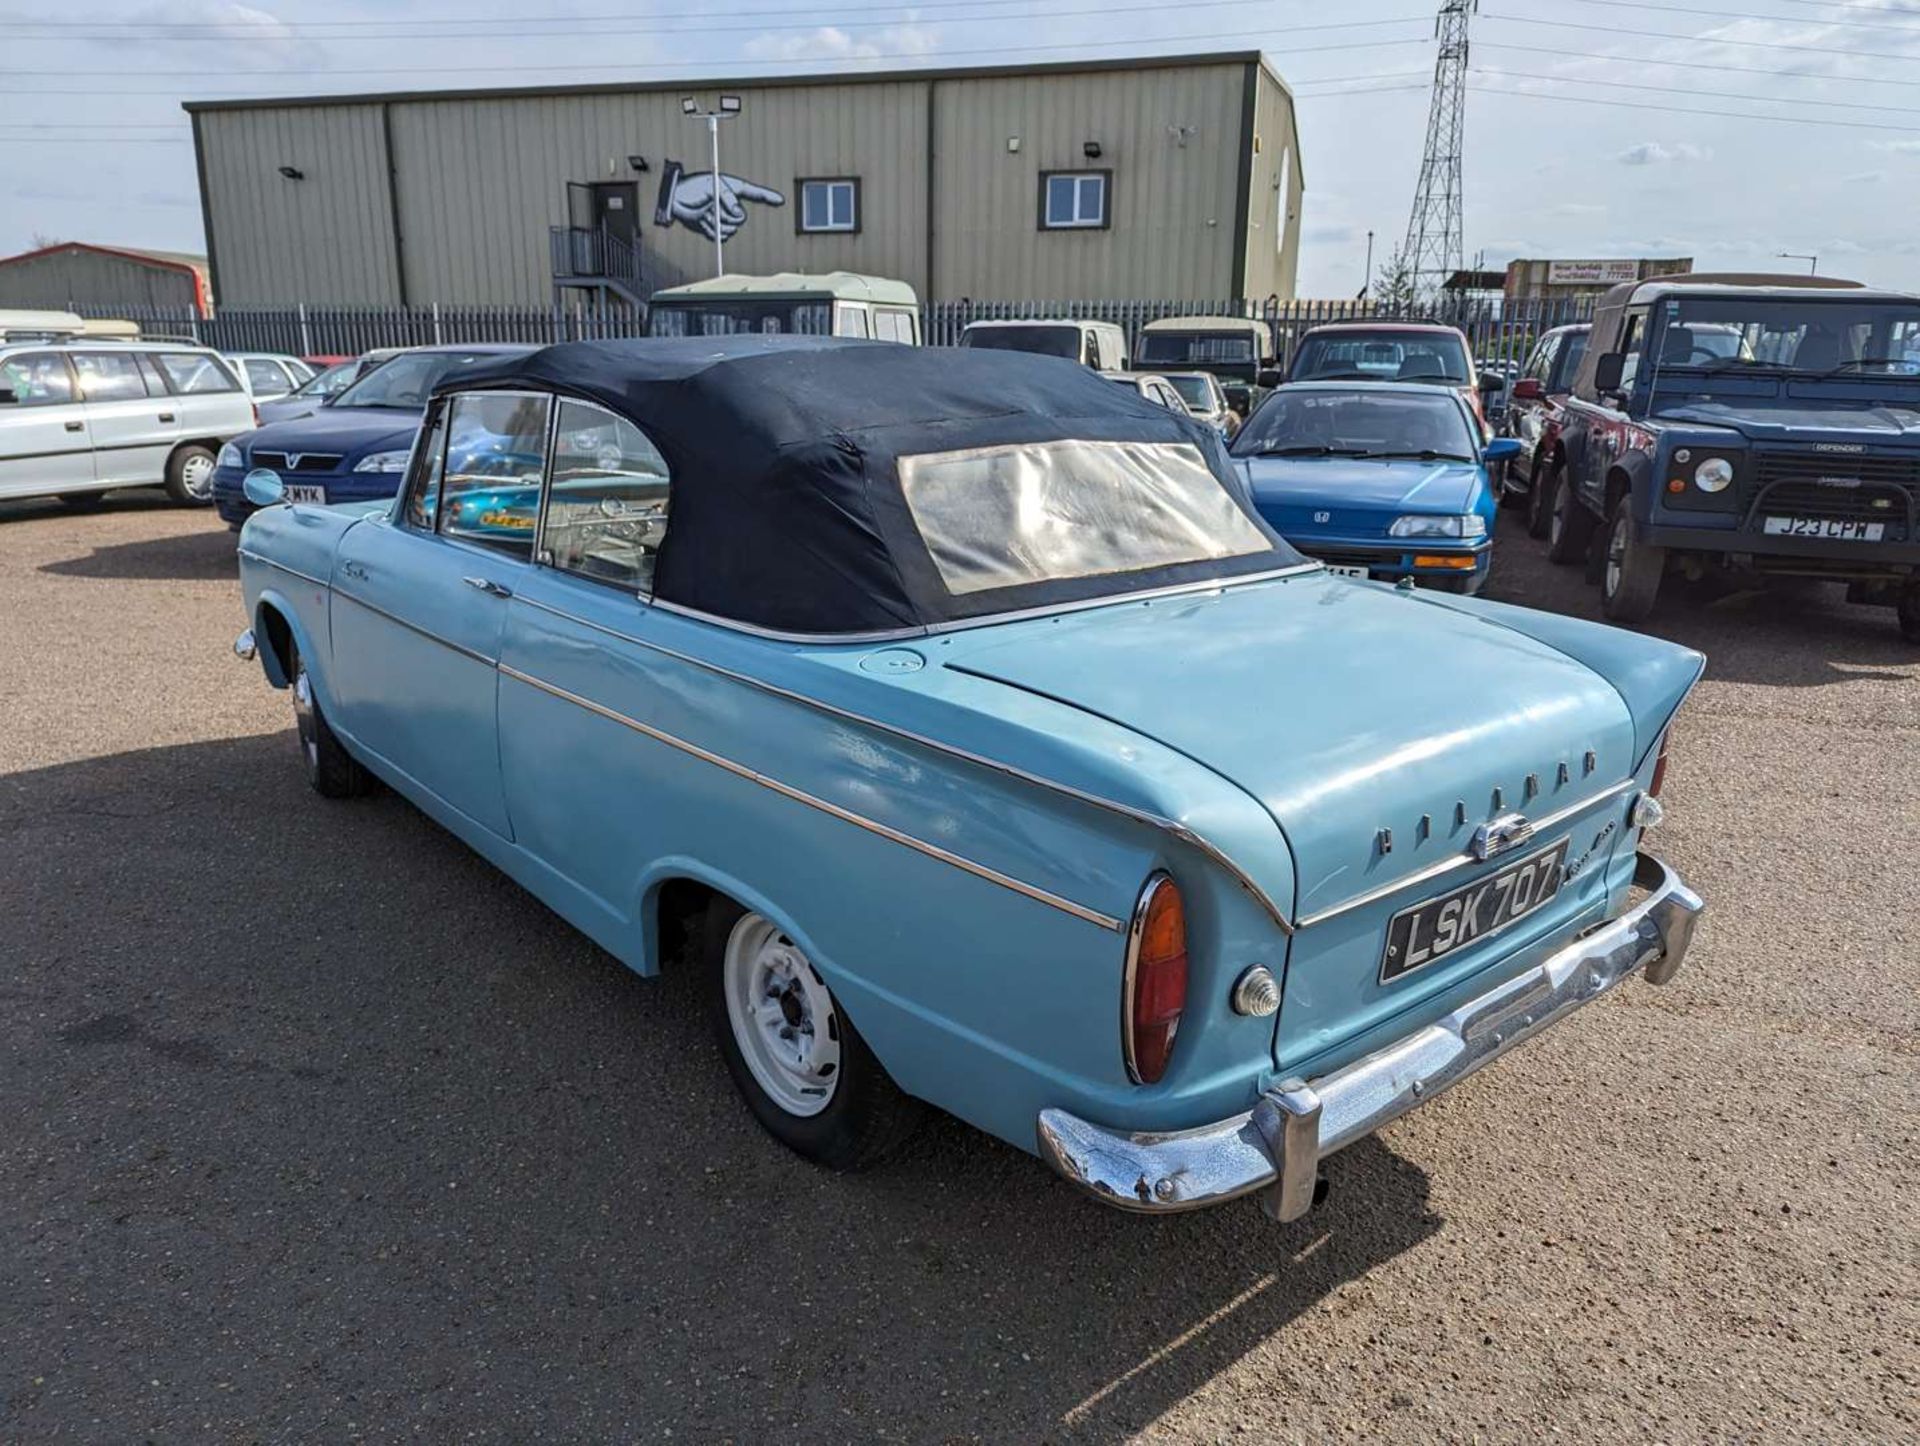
925,295,1597,367
74,293,1596,366
71,302,648,356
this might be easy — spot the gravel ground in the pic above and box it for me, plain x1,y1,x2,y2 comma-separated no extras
1,492,1914,1443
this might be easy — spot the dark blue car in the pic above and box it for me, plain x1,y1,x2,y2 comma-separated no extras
1232,382,1521,594
213,344,533,528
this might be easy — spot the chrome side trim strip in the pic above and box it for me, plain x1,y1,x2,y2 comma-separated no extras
513,592,1297,935
497,661,1125,933
333,589,495,667
238,548,329,590
645,563,1321,645
1293,779,1635,929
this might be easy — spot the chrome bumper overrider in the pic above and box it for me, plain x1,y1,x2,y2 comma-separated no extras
233,628,257,662
1036,851,1703,1222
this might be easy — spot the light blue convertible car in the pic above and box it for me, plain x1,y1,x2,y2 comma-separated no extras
233,338,1705,1222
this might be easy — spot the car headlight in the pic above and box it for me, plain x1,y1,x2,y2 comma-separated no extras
217,442,242,470
353,449,413,474
1389,514,1483,539
1693,457,1735,493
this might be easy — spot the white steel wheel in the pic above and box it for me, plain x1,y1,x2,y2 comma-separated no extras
721,912,842,1118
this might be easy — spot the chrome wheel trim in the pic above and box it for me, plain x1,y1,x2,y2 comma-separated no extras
723,912,841,1118
291,666,320,776
179,451,216,500
1605,512,1629,598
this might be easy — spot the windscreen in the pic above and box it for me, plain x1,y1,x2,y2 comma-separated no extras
1290,331,1470,384
960,325,1082,359
649,299,833,337
1655,298,1920,378
337,351,509,410
1138,332,1257,366
1164,375,1215,408
899,439,1271,596
1233,389,1477,461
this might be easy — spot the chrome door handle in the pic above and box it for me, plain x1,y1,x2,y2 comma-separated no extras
462,576,512,598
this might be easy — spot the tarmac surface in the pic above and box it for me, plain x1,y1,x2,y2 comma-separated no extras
1,492,1915,1442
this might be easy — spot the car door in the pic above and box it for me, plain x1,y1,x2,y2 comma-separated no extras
496,395,676,932
71,350,177,486
326,389,551,839
1513,336,1556,459
0,351,95,499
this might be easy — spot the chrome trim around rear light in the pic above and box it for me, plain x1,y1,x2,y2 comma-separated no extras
1036,850,1703,1219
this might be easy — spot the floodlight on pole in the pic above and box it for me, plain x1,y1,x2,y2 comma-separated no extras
682,95,745,278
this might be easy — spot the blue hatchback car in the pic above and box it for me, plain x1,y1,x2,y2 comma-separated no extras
212,344,533,528
1234,382,1522,594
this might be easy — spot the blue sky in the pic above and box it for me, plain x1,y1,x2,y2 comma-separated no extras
4,0,1919,296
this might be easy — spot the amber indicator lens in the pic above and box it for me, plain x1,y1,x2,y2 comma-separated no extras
1128,876,1189,1084
1650,731,1671,797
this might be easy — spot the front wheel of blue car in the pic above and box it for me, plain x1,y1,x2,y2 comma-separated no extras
288,642,370,800
706,899,924,1170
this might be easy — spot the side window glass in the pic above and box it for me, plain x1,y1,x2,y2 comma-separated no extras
134,352,171,396
244,358,286,394
439,392,549,557
545,399,671,593
1618,314,1645,391
404,402,451,531
156,352,239,394
72,351,147,402
834,304,871,339
0,352,75,407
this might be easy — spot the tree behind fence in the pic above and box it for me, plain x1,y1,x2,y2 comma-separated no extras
76,294,1594,365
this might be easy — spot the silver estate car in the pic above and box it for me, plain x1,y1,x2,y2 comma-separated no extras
0,341,256,508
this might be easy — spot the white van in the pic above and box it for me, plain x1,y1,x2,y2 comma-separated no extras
0,341,256,507
0,309,88,344
958,318,1128,370
649,271,921,343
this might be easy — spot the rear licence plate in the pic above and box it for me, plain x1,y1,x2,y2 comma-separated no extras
1324,564,1368,579
1763,515,1883,541
1380,838,1570,984
284,484,327,505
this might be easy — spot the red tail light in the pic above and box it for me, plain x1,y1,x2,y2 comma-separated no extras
251,402,262,427
1649,731,1672,797
1124,873,1188,1085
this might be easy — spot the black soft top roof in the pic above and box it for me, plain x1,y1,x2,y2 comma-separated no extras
445,336,1298,635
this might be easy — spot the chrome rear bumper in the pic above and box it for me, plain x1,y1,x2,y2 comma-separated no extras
1036,850,1703,1221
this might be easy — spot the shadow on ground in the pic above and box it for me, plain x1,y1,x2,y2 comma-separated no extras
0,733,1440,1441
36,520,240,583
1484,507,1917,687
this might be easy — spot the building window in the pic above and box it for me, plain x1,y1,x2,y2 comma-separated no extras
1039,170,1111,230
798,177,859,234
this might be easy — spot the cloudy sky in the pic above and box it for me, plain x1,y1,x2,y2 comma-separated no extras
5,0,1918,297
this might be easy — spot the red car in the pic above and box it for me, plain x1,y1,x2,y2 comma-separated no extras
1286,320,1498,432
1497,323,1589,537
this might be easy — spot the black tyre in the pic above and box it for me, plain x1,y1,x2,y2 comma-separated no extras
704,897,923,1171
1600,495,1666,622
1545,464,1594,565
1525,461,1554,539
164,443,218,505
1899,585,1920,645
288,641,370,799
57,491,108,511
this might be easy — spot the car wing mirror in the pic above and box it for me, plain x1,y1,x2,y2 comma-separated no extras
1256,368,1282,389
1509,377,1544,402
243,468,287,508
1477,374,1503,394
1483,438,1524,464
0,385,18,405
1593,351,1626,394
